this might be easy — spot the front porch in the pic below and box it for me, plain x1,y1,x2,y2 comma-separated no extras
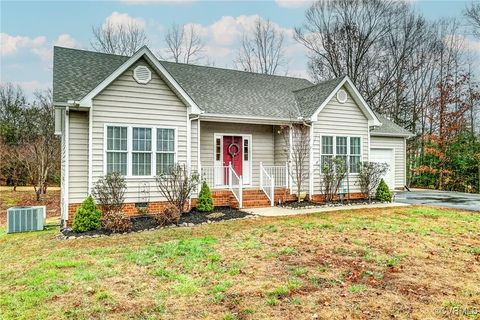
194,120,293,208
199,163,294,208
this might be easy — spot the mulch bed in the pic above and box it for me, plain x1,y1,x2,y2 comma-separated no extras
281,198,382,209
61,206,252,238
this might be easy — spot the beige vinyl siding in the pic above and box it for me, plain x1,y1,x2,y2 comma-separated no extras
370,136,406,188
91,58,188,202
200,121,274,186
312,86,369,194
68,111,89,203
274,125,288,165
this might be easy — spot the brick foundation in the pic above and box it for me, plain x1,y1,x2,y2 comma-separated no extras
66,189,367,225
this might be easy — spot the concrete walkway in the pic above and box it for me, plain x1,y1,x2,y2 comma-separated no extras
247,202,410,217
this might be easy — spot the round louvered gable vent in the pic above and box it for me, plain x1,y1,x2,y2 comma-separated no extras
337,89,348,103
133,65,151,84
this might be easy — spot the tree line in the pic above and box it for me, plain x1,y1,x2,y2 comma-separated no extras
1,0,479,197
0,85,59,200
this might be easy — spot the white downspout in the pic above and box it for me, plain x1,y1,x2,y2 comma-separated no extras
64,107,70,225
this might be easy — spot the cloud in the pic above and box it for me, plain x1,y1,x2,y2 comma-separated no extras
120,0,196,4
0,32,79,63
444,34,480,53
156,15,308,75
103,11,146,29
0,33,46,56
55,34,78,48
275,0,313,8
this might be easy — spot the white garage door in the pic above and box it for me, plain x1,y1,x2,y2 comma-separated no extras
370,148,395,190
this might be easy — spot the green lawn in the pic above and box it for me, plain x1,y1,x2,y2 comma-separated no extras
0,206,479,319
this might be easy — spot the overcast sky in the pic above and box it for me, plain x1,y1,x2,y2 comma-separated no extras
1,0,478,98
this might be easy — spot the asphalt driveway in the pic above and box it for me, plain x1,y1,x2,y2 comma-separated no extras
395,189,480,211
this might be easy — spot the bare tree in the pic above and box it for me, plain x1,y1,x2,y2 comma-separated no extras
160,24,204,64
0,83,28,190
155,163,199,213
320,156,348,203
19,90,60,201
91,21,147,55
465,1,480,38
236,18,287,75
93,172,126,215
280,124,311,202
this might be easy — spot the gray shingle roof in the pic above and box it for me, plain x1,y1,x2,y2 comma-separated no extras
371,112,412,137
159,61,313,118
53,47,129,103
53,47,411,137
293,77,345,118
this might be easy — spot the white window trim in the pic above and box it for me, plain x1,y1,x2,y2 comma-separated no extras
320,135,362,174
103,124,178,178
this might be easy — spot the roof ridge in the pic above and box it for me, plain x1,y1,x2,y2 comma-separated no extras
54,46,130,58
55,46,313,82
292,76,346,93
160,60,312,82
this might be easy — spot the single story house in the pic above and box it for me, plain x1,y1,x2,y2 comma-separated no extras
53,46,411,225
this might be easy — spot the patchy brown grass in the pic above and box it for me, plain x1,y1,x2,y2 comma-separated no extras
0,206,479,319
0,186,60,226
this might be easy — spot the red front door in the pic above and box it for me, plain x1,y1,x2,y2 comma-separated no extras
223,136,243,184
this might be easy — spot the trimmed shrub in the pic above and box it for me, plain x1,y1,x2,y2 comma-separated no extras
154,204,181,226
102,212,132,233
196,181,214,212
72,195,102,233
375,179,392,202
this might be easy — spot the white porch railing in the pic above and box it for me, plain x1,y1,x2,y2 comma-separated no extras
260,162,275,206
228,163,243,208
201,165,228,187
263,163,289,188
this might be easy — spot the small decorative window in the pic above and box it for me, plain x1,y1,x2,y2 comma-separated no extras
244,139,249,161
156,128,175,174
215,138,221,161
337,89,348,103
133,65,152,84
106,126,128,175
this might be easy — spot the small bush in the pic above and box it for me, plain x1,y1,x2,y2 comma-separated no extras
102,212,132,233
72,195,102,232
376,179,392,202
154,204,181,226
93,172,126,215
196,181,214,212
155,163,199,213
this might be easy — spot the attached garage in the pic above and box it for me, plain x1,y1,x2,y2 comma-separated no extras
370,113,412,190
370,148,395,189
